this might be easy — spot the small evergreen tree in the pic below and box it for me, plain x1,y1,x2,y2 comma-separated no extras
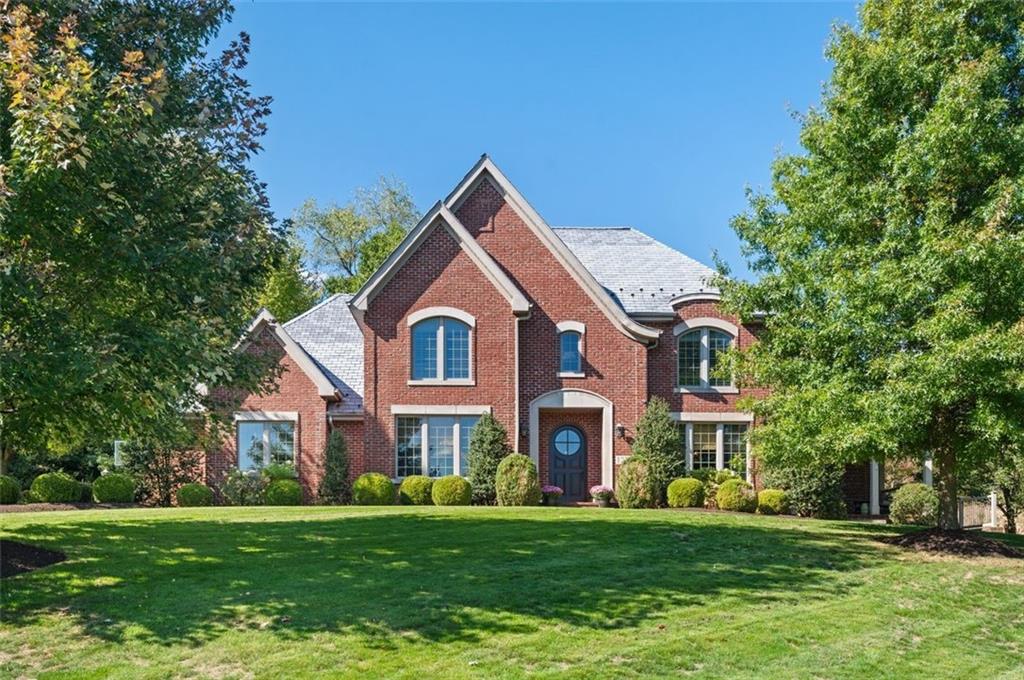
317,429,350,504
630,397,684,502
467,413,510,505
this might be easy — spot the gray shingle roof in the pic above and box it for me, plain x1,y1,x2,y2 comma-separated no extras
553,227,718,315
283,293,364,414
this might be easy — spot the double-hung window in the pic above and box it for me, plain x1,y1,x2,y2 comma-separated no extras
410,311,473,383
237,420,295,470
395,415,480,478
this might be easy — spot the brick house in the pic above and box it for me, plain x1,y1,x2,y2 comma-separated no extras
209,156,889,507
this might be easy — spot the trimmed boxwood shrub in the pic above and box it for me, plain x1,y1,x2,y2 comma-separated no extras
757,489,789,515
761,465,846,519
399,475,434,505
495,454,542,506
353,472,395,505
21,489,41,504
31,471,80,503
265,479,303,506
78,481,93,503
262,463,297,481
432,475,472,506
667,477,704,508
0,475,21,504
93,473,136,503
177,482,214,507
717,478,756,512
616,457,660,509
889,483,939,526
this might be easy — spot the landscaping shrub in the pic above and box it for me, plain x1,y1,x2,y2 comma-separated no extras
495,454,542,506
221,469,267,506
761,465,847,519
615,457,659,509
21,489,41,504
353,472,395,505
30,471,80,503
631,397,684,501
0,475,21,504
889,483,939,526
262,463,297,481
265,479,303,505
691,468,739,508
399,475,434,505
78,481,94,503
716,478,756,512
431,475,472,506
93,473,136,503
467,413,511,505
667,477,704,508
757,489,789,515
120,440,203,507
177,482,215,507
317,429,351,504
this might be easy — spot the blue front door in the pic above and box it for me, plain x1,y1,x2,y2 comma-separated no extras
550,426,586,502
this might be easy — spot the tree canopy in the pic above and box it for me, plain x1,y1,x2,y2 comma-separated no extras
0,0,281,467
721,0,1024,528
292,176,416,294
256,238,319,322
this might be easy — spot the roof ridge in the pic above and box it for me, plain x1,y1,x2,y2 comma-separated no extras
283,292,348,328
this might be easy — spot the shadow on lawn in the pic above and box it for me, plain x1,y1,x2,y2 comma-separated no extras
2,511,885,648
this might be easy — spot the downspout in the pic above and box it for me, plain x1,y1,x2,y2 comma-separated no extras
513,309,531,453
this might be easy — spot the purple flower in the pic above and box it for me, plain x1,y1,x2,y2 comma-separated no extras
589,484,614,500
541,485,563,496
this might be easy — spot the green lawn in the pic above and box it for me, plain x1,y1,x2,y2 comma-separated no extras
2,507,1023,679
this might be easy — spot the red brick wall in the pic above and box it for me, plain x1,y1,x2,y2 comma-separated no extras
647,300,768,412
454,178,647,466
208,328,336,500
538,409,603,491
362,223,516,476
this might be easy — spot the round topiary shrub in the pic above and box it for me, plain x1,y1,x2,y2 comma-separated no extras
0,475,21,505
93,473,136,503
78,481,93,503
667,477,704,508
716,478,756,512
265,478,303,506
432,475,472,506
176,482,215,507
757,489,789,515
30,472,80,503
615,457,660,509
495,454,542,506
889,483,939,526
353,472,395,505
399,475,434,505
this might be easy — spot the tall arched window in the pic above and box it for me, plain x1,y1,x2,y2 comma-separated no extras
556,321,585,377
410,309,473,383
676,324,734,390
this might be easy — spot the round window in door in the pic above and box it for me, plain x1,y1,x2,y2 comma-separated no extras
550,426,586,502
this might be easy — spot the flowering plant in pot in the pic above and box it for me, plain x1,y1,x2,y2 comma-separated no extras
590,484,614,507
540,485,563,505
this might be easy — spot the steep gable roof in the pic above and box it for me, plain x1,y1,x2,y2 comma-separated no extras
241,309,340,400
349,201,530,319
283,294,364,414
554,227,719,316
444,156,661,344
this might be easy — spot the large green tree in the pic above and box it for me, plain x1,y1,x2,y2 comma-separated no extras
0,1,282,469
721,0,1024,529
292,176,416,294
256,239,319,322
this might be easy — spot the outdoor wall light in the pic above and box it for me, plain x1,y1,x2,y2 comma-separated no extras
615,423,626,439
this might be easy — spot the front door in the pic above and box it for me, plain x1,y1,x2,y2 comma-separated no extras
550,425,587,502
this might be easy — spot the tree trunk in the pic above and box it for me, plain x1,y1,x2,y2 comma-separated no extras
933,446,960,531
997,485,1018,535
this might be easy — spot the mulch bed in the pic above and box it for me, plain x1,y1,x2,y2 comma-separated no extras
1,539,67,578
1,502,136,513
881,528,1023,559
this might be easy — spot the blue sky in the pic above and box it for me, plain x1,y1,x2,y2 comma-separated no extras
213,2,857,277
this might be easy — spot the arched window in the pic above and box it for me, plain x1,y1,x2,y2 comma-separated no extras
411,316,472,382
556,321,585,377
676,325,734,389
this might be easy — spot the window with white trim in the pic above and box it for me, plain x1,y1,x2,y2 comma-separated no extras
395,415,480,478
237,421,295,470
559,331,582,373
411,317,471,381
682,422,749,477
677,328,734,389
